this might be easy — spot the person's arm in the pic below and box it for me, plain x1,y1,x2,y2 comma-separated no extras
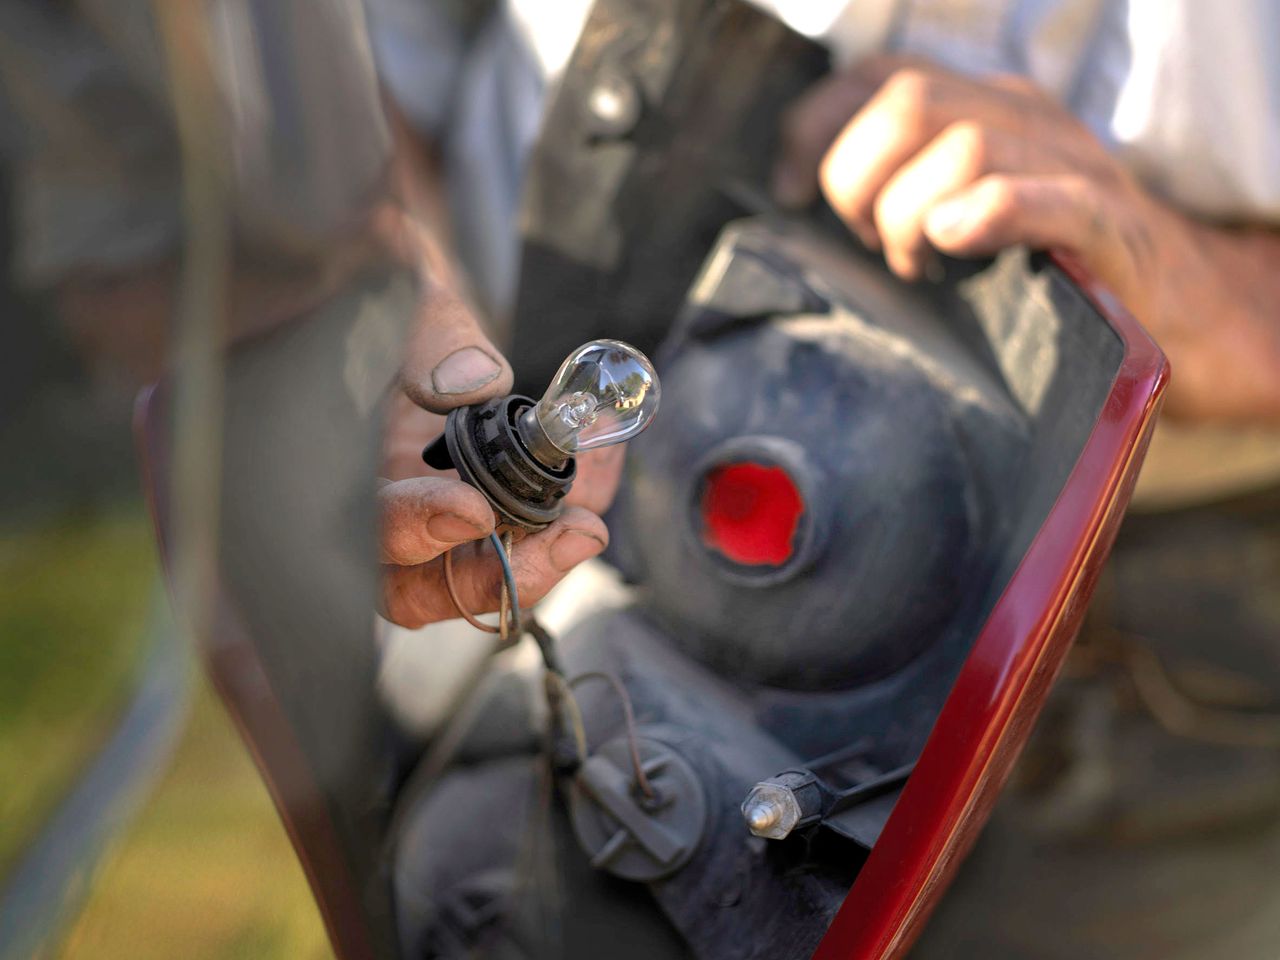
773,56,1280,424
2,0,616,630
375,106,621,628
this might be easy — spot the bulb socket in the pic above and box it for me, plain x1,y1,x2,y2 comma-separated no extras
516,406,571,468
422,394,576,531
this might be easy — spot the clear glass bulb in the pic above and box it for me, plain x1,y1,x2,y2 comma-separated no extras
519,339,660,460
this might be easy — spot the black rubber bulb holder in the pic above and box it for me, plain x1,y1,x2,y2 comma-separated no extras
422,394,576,531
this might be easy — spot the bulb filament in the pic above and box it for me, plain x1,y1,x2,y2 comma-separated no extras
557,391,600,429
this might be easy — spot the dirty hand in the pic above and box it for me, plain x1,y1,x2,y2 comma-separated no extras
377,215,623,630
773,56,1280,422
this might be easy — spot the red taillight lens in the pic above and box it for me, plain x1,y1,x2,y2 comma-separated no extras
700,462,804,566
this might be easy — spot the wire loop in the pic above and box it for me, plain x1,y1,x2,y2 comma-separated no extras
442,530,522,640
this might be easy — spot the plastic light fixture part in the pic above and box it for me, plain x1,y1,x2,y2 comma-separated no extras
701,462,804,566
518,339,660,461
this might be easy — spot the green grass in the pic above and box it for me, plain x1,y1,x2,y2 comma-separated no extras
0,507,332,959
0,510,157,881
58,680,334,960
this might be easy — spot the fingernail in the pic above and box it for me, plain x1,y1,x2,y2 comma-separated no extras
427,512,488,542
550,529,606,571
926,200,972,239
431,346,501,395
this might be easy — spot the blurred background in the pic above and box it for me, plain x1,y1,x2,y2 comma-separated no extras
0,172,332,957
3,1,1280,958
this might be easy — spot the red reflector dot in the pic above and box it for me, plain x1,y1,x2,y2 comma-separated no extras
700,462,804,566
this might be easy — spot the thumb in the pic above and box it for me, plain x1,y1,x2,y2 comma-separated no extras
399,280,515,413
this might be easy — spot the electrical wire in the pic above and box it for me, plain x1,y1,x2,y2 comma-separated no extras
442,530,522,641
1118,632,1280,749
568,671,656,800
441,546,497,633
494,530,519,641
438,529,656,804
525,616,564,676
1072,625,1280,749
395,529,599,958
434,531,593,772
543,671,588,763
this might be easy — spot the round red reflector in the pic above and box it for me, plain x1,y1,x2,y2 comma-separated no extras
700,462,804,566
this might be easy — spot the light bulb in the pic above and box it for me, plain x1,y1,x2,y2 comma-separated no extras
518,339,660,462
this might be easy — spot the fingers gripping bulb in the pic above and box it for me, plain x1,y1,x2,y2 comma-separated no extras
518,340,660,465
423,339,659,529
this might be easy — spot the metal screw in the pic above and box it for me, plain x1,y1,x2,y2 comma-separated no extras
745,801,780,833
740,781,804,840
586,69,641,138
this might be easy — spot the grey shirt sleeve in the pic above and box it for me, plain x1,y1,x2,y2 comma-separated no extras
363,0,470,140
0,0,392,289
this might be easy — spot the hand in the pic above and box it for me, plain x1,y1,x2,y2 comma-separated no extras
773,56,1280,423
376,212,623,630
